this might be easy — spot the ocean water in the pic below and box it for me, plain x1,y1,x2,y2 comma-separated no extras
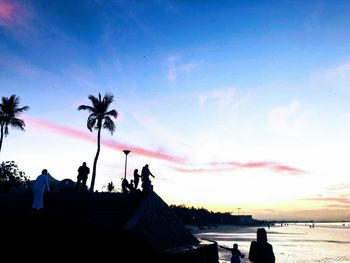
193,222,350,263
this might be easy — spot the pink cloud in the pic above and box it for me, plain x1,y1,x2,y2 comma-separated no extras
0,0,31,31
305,196,350,204
23,116,304,175
0,0,14,20
174,167,213,173
213,161,304,174
272,164,304,174
175,161,304,175
326,204,350,209
24,116,187,164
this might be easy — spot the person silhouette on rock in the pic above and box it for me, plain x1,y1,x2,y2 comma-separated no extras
141,164,155,193
133,169,141,189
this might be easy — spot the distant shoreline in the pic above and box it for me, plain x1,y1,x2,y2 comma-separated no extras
259,219,350,224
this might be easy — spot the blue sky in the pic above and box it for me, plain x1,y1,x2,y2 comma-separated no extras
1,0,350,220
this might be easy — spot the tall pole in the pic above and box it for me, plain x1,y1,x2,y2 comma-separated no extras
123,150,131,179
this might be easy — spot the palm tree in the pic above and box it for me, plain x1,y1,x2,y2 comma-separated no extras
78,93,118,192
0,95,29,152
107,181,115,192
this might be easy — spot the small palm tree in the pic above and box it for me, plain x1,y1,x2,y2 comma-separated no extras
0,95,29,152
107,181,115,192
78,93,118,192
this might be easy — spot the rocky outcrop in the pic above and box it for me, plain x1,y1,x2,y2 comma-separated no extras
0,191,218,262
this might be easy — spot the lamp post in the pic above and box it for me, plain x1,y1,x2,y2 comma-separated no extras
123,150,131,179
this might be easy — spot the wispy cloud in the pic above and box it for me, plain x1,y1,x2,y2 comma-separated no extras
23,116,304,176
268,100,307,136
312,61,350,93
325,204,350,209
303,183,350,205
198,87,249,110
165,55,197,83
0,0,31,32
305,196,350,204
0,0,18,26
174,161,304,175
0,50,52,79
129,106,189,150
24,116,187,164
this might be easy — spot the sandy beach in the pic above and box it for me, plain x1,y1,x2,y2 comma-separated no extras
192,223,350,263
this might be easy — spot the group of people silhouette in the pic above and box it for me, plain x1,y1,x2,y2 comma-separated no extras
122,164,155,194
221,228,275,263
31,162,155,214
74,162,155,194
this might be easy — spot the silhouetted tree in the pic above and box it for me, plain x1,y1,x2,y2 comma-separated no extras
0,161,28,192
107,181,115,192
169,204,262,226
0,95,29,152
78,93,118,192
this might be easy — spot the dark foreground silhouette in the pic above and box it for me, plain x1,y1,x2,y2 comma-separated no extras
0,191,218,262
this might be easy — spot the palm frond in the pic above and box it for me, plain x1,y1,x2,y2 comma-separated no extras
9,118,25,131
13,105,30,114
87,114,98,132
103,93,114,105
77,105,95,113
103,116,116,134
105,109,118,118
88,95,100,110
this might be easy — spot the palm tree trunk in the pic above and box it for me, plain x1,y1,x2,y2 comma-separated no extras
90,126,101,192
0,124,4,152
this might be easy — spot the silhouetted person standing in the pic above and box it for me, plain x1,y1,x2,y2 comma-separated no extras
249,228,275,263
133,169,141,189
76,162,90,192
141,164,155,193
220,243,245,263
32,169,50,214
121,178,129,194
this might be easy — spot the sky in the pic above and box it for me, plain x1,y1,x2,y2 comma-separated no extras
1,0,350,221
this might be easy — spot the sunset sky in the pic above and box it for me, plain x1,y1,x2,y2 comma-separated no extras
1,0,350,221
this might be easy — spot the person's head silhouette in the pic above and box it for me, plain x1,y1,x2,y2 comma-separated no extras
42,169,48,175
257,228,268,243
